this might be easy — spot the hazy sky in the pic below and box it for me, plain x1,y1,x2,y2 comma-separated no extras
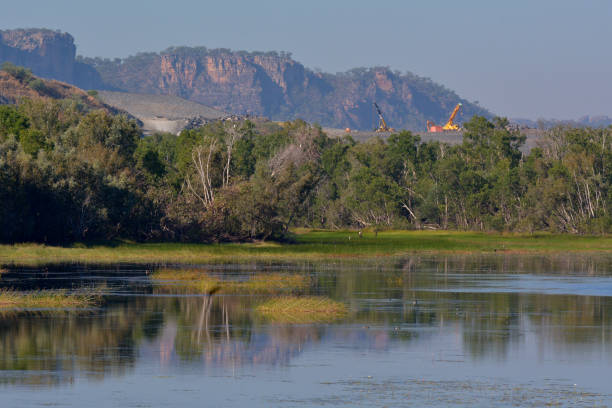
2,0,612,119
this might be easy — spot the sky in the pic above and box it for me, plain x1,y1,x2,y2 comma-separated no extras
2,0,612,119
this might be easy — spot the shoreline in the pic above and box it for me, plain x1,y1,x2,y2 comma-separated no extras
1,230,611,266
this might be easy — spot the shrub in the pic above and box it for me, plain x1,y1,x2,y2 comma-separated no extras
1,62,33,83
28,78,48,94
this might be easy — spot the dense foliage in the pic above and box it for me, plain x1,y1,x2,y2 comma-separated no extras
1,98,611,244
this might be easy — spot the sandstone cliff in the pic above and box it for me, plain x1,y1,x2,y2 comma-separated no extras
85,47,488,131
0,29,104,90
0,29,489,131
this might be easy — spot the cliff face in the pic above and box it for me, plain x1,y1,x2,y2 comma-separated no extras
1,28,489,130
88,48,488,130
0,29,104,90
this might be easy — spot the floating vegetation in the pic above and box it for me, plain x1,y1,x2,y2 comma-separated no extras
152,269,311,294
255,296,347,323
0,289,99,309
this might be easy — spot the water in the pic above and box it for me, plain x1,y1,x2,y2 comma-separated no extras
1,254,612,407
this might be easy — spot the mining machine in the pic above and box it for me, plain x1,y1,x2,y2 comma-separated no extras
373,102,395,132
427,103,462,132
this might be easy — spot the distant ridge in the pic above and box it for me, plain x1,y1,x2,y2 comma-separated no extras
512,115,612,129
1,28,491,131
83,48,490,131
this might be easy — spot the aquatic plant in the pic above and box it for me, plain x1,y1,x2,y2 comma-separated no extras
0,289,99,309
255,296,347,323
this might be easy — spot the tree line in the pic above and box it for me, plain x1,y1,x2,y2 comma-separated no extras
1,98,611,244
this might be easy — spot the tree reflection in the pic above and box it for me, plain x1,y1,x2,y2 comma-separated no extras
0,254,611,386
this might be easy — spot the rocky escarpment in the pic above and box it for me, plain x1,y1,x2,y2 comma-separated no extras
84,48,489,131
1,29,489,130
0,29,104,90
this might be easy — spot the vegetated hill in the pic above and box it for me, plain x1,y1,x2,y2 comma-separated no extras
80,47,490,131
0,65,114,112
96,91,227,134
0,28,104,90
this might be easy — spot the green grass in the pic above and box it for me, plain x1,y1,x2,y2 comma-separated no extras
0,289,99,309
1,230,612,265
152,269,310,294
255,296,347,323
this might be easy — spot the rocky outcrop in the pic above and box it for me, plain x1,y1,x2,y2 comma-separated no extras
0,29,104,90
87,48,488,130
1,29,490,130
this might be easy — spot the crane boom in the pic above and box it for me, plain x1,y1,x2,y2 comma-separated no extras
442,103,462,130
373,102,394,132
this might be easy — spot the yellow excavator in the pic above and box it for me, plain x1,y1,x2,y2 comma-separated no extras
373,102,395,132
427,103,462,132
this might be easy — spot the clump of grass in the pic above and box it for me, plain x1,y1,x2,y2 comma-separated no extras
0,289,99,309
152,269,310,294
255,296,347,323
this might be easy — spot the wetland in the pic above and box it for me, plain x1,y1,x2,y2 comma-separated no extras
1,250,611,406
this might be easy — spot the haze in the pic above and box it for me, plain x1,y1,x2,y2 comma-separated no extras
3,0,611,119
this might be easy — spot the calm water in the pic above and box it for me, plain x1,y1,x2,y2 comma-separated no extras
1,254,612,407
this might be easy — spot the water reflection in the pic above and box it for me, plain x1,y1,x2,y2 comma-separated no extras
0,254,611,390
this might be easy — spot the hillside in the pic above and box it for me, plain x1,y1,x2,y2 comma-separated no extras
0,65,113,112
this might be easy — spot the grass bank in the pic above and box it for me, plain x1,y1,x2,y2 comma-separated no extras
0,289,98,309
1,230,612,265
255,296,347,323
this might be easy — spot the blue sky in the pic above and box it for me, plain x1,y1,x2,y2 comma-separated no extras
2,0,612,119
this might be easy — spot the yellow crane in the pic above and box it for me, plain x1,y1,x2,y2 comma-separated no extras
442,103,462,130
427,103,462,132
373,102,395,132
